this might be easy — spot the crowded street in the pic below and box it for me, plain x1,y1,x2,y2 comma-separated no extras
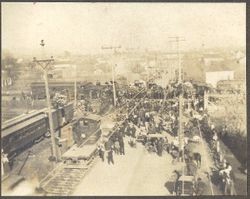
73,134,220,196
2,2,246,196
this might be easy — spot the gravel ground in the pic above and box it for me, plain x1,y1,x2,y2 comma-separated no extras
2,137,54,195
10,138,54,181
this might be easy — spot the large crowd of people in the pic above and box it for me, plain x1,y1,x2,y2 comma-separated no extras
2,79,242,195
48,79,243,195
93,79,242,195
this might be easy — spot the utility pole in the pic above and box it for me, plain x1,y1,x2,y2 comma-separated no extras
169,37,185,84
33,40,58,162
162,69,168,106
146,56,150,88
101,45,121,107
74,65,77,108
111,63,116,106
169,36,185,195
159,56,169,105
169,36,185,162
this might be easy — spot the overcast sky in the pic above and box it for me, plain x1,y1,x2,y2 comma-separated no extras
2,2,246,56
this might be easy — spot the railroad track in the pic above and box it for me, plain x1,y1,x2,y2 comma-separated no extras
39,89,148,196
39,109,117,195
39,106,116,196
40,155,99,196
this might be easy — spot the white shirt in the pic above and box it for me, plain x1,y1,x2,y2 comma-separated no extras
213,134,218,141
2,154,9,163
220,165,232,177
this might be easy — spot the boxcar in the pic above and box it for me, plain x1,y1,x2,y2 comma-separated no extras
45,102,74,131
63,102,74,123
51,108,63,130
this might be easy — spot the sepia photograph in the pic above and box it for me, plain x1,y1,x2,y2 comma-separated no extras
1,2,247,196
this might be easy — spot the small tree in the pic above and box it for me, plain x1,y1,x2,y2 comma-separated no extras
2,56,21,80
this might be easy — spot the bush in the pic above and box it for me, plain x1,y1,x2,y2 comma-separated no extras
208,116,247,165
221,130,247,165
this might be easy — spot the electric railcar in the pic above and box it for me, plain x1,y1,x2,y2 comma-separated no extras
1,103,74,160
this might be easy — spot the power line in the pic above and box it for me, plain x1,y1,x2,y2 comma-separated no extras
101,45,122,107
169,37,185,84
33,40,58,163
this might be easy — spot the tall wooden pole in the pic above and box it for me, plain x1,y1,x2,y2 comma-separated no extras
169,36,185,161
44,69,57,160
112,64,116,107
101,46,121,107
74,65,77,108
33,40,58,162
